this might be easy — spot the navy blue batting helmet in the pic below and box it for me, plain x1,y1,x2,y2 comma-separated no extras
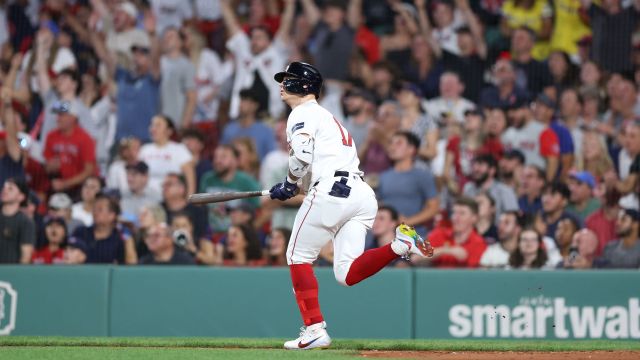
274,62,323,98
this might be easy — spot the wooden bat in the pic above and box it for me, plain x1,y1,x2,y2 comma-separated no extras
188,190,271,205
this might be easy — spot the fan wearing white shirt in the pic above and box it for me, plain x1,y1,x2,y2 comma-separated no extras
139,115,195,195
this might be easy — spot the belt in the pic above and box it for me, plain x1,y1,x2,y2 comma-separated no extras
312,171,363,187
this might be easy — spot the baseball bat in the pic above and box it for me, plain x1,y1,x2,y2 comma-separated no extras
188,190,271,205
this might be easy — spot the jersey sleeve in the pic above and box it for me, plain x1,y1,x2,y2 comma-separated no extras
539,128,560,157
286,108,319,140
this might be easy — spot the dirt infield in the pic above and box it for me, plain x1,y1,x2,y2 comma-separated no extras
360,350,640,360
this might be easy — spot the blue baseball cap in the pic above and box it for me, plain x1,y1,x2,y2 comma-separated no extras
570,171,596,189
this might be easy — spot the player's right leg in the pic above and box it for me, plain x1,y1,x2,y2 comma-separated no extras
284,189,333,350
393,224,434,258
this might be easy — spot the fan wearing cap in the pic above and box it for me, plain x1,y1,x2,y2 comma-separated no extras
220,0,294,119
102,1,151,63
0,87,25,188
597,208,640,269
90,10,160,143
566,171,601,222
47,192,84,236
121,161,161,223
42,99,97,195
0,177,35,264
32,217,67,265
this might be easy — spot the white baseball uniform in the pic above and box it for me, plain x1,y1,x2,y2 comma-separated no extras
285,100,378,285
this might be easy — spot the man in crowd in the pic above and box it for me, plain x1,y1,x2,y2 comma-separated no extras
479,59,530,110
342,88,376,149
43,101,97,196
369,205,401,252
181,129,213,187
377,131,439,237
566,171,601,222
540,182,576,240
498,149,525,191
159,27,196,129
463,154,519,223
480,211,522,268
424,72,476,125
585,189,620,256
0,87,23,187
563,229,599,269
511,27,551,96
518,165,547,215
597,208,640,268
221,89,276,161
47,192,83,239
534,94,574,182
501,98,560,182
139,222,195,265
422,197,487,268
121,161,161,223
200,145,261,236
0,177,35,264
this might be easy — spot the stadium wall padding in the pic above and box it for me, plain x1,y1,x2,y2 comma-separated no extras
0,266,638,339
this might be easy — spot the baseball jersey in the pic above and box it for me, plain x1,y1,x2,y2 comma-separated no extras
286,100,361,187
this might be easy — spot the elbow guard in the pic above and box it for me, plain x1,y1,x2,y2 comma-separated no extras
288,134,314,178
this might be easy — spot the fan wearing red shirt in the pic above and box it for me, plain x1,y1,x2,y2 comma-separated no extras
31,216,67,264
426,197,488,268
43,101,96,196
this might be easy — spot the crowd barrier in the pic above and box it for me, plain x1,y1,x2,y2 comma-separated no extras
0,266,638,339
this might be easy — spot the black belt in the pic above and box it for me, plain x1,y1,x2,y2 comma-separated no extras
334,171,363,180
312,171,363,187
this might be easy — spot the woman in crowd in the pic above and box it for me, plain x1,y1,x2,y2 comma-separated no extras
223,224,264,266
70,194,137,264
71,175,103,226
475,192,498,244
135,204,167,259
31,217,67,264
548,51,579,98
138,115,196,195
232,137,260,179
379,1,419,71
396,82,439,164
170,212,217,265
509,228,548,269
581,130,614,181
265,227,291,267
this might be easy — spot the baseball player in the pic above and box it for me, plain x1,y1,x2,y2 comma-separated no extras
269,62,434,350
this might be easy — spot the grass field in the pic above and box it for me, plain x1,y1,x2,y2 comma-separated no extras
1,337,640,360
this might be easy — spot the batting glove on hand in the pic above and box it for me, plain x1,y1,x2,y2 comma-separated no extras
270,179,298,201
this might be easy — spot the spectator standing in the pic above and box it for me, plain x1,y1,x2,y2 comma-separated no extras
586,0,640,73
139,115,195,195
200,145,261,235
42,101,97,196
182,25,232,123
550,0,592,59
501,0,553,61
0,87,24,187
221,0,294,119
463,154,519,223
159,27,196,129
480,211,521,268
78,73,114,176
479,59,530,109
91,15,160,143
93,0,150,64
70,194,137,264
221,89,277,161
424,72,476,125
71,175,103,226
510,27,552,96
139,222,195,265
424,197,488,268
597,208,640,268
31,216,66,264
566,171,601,221
121,161,161,223
508,228,548,269
150,0,193,35
377,131,439,237
0,178,35,264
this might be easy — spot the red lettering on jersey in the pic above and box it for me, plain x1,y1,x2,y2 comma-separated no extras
332,117,353,147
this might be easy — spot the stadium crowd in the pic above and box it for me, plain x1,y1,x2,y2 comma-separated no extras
1,0,640,269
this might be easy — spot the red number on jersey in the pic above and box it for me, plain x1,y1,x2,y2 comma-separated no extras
332,117,353,147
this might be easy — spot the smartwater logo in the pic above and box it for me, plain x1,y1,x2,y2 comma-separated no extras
0,281,17,335
449,297,640,339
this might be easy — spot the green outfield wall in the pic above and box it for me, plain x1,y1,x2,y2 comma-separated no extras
0,266,638,339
